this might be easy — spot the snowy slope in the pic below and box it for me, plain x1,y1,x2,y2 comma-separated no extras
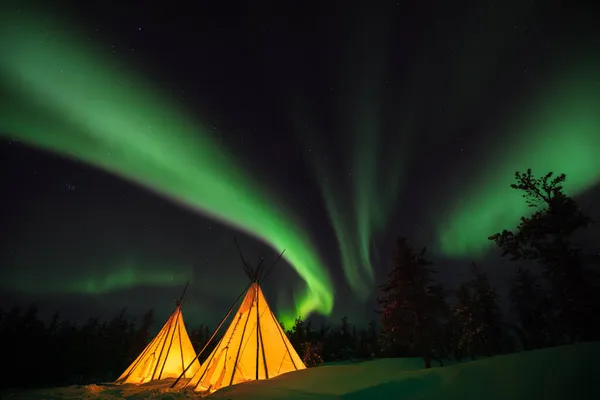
3,342,598,399
208,342,600,400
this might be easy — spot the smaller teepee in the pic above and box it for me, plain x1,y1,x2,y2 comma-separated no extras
115,282,201,384
172,239,305,393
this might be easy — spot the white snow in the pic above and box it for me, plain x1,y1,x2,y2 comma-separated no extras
3,342,598,399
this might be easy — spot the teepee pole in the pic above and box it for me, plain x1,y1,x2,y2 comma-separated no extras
270,309,300,370
175,281,190,375
255,257,265,281
258,319,269,378
151,307,176,380
234,236,253,279
177,321,185,373
255,286,269,379
170,282,252,389
157,306,180,379
191,331,224,389
153,281,188,380
178,281,190,304
256,299,269,379
261,249,285,283
229,296,254,386
255,283,260,379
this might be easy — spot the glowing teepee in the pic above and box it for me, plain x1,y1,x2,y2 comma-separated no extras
174,241,305,393
115,283,201,384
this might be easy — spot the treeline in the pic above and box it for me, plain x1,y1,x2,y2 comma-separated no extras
278,169,600,368
372,169,600,368
1,169,599,390
0,302,378,390
0,307,155,389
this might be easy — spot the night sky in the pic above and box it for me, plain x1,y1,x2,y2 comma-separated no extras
1,0,600,332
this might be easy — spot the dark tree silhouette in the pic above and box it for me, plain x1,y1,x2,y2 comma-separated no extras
288,318,330,364
378,237,448,368
301,341,324,367
283,317,380,364
355,320,380,359
120,309,154,370
327,316,356,361
509,267,554,349
189,323,219,363
452,283,478,360
469,263,505,355
288,318,308,353
101,309,135,380
489,169,600,342
452,263,504,359
0,305,149,390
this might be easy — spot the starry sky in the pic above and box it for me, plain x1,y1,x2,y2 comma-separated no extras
1,0,600,331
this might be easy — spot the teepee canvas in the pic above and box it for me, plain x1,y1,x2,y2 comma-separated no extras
116,284,201,384
175,241,305,393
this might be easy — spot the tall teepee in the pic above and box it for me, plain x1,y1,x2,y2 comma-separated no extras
115,283,201,384
173,240,306,393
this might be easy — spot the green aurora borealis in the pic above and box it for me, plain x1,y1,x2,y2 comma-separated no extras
290,12,407,300
0,11,333,326
435,61,600,258
11,257,195,296
2,6,600,326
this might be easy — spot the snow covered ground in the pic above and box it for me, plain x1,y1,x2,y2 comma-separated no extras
0,379,194,400
3,342,599,399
